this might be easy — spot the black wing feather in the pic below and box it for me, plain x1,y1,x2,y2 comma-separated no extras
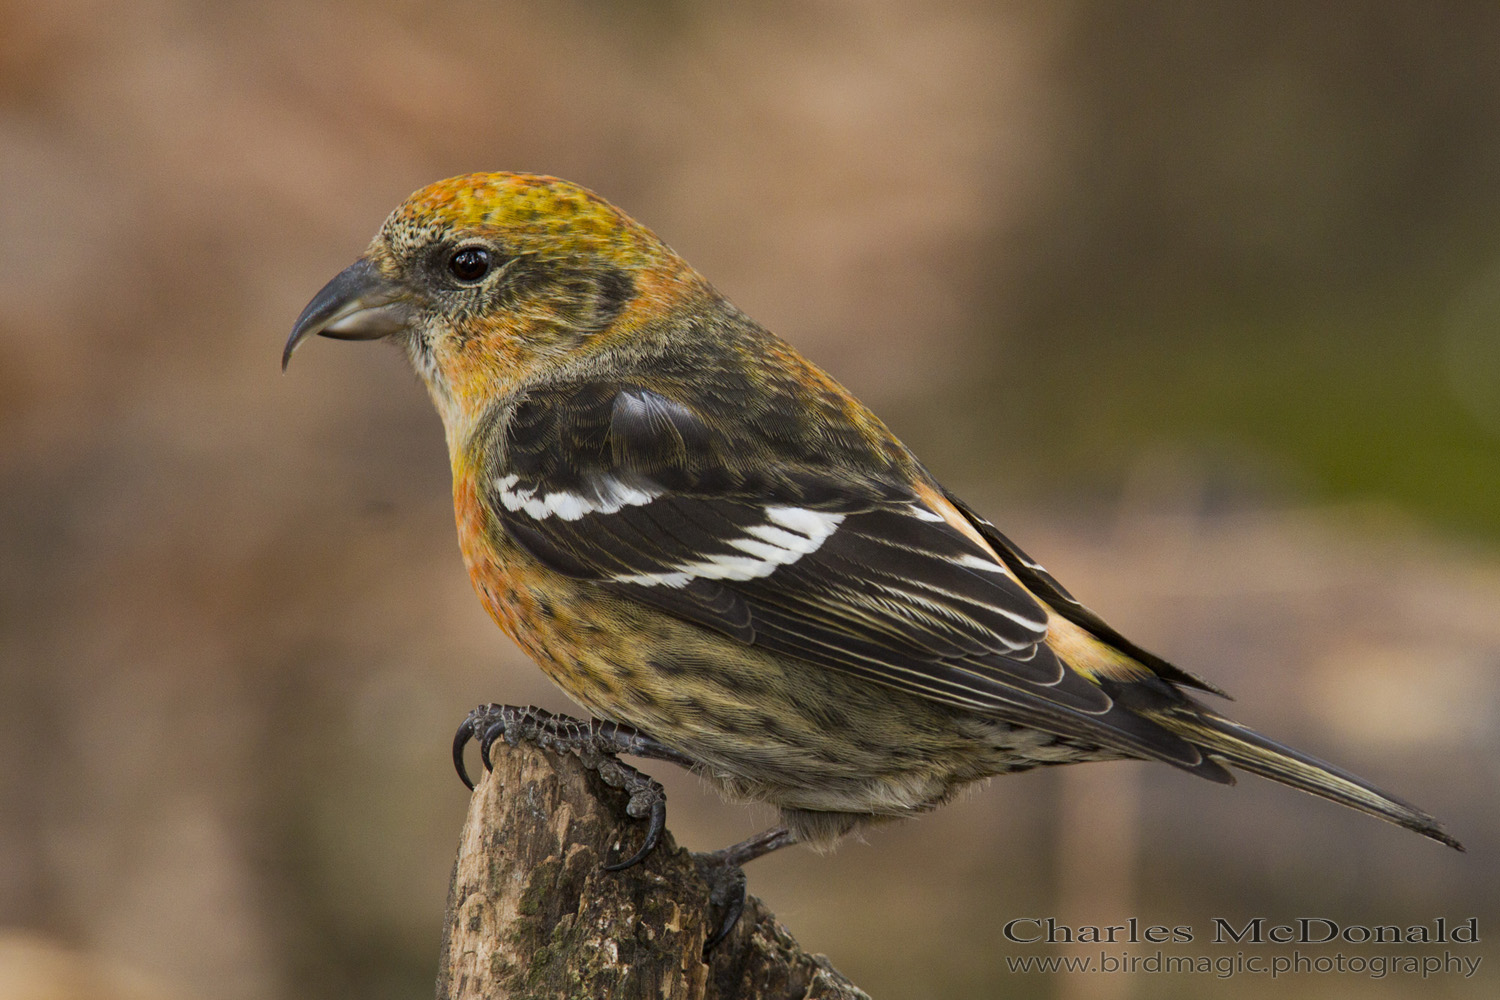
941,489,1230,699
487,379,1226,777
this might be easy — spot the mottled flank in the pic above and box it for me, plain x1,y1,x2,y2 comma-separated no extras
291,171,1462,854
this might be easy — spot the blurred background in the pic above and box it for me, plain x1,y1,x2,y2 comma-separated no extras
1,1,1497,997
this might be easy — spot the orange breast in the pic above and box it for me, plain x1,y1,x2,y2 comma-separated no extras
452,469,538,649
450,466,637,716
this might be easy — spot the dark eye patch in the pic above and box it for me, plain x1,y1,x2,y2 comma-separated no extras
591,268,635,328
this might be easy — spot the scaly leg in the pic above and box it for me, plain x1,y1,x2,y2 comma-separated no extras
695,825,800,950
452,704,696,870
452,705,800,950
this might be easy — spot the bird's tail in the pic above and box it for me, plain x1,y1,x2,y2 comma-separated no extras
1153,708,1464,851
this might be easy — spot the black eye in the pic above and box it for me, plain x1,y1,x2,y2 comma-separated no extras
448,247,492,282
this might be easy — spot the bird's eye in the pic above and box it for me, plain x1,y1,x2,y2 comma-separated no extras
448,247,493,283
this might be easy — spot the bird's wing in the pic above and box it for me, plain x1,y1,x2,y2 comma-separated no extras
940,491,1230,698
481,379,1226,775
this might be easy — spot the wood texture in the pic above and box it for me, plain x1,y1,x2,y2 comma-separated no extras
437,742,868,1000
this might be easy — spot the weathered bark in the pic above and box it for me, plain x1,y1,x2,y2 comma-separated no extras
436,741,869,1000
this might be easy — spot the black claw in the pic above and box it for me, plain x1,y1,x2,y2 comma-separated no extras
479,720,507,773
701,863,748,953
705,893,745,953
453,719,477,791
448,705,684,878
692,826,796,954
602,795,666,872
602,840,652,873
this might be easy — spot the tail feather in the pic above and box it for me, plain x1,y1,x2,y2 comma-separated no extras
1154,709,1464,852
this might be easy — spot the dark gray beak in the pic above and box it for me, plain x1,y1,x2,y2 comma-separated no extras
282,258,412,371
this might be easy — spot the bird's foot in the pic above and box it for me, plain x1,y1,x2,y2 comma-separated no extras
452,704,694,870
693,825,799,952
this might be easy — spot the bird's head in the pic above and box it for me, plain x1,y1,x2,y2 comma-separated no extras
284,173,693,435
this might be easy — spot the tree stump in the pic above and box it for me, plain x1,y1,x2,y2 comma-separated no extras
436,741,869,999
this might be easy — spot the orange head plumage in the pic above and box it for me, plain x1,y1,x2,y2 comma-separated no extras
284,173,701,437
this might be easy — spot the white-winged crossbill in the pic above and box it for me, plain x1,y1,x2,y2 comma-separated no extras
284,173,1460,928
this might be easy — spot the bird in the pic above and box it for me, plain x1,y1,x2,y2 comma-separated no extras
283,171,1461,939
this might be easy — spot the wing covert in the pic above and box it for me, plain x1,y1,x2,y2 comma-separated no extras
484,379,1223,774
